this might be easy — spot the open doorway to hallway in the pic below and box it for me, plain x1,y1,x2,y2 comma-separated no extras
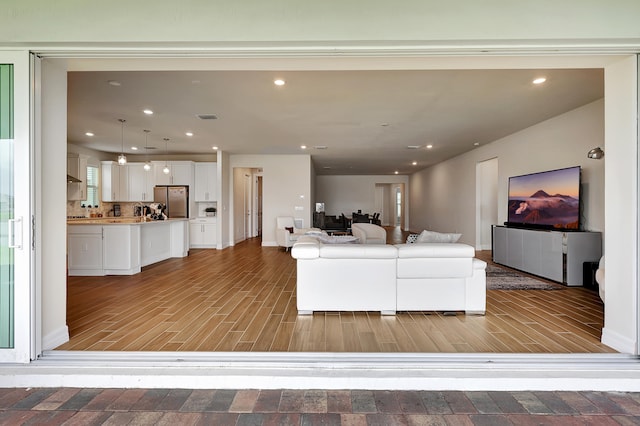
476,157,499,251
233,167,263,244
374,183,406,229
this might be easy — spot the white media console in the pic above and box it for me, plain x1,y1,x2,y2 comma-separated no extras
492,225,602,286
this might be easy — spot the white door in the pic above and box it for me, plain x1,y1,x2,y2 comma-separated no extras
244,173,251,239
0,51,33,363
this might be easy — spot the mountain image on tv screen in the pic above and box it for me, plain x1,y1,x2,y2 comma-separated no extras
508,166,580,230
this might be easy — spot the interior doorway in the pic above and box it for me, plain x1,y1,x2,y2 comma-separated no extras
254,173,263,238
396,188,402,226
476,157,499,251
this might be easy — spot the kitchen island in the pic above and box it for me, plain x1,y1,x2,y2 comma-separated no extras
67,217,189,276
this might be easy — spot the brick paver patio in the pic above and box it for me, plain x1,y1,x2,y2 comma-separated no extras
1,388,639,425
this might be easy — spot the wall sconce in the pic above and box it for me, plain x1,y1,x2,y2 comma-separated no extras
587,147,604,159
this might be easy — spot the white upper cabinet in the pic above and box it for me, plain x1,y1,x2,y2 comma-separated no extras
101,161,129,202
153,161,194,186
194,162,217,202
67,153,88,201
127,163,155,202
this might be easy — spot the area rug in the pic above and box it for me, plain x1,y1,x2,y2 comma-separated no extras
486,264,565,290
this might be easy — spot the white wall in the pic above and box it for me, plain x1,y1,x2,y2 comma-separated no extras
1,1,639,46
316,175,410,225
602,56,638,353
228,155,313,247
218,150,230,249
41,59,69,349
410,99,605,246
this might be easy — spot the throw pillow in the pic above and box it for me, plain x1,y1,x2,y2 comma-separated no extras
416,229,462,243
285,226,294,233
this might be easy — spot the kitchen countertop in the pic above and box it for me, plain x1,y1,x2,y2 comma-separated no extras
67,217,189,225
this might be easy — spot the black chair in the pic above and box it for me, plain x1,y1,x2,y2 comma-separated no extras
323,214,348,232
352,213,370,223
313,211,325,229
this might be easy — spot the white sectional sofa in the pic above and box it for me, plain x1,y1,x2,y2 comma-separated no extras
395,243,487,315
291,236,487,315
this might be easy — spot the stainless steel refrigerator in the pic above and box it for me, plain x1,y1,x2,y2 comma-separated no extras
153,185,189,218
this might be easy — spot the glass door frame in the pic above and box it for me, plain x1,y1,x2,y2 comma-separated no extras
0,50,33,363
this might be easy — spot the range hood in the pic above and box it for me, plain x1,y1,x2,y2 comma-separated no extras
67,174,82,183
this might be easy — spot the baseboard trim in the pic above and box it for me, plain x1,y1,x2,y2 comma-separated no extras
42,326,69,351
602,327,637,354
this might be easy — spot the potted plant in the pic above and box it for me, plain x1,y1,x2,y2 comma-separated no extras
204,207,217,217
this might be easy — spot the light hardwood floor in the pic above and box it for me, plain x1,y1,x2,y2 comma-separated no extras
57,228,614,353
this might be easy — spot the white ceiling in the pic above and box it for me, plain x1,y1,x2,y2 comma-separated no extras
67,68,603,175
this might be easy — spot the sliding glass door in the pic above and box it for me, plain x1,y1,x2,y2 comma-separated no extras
0,51,32,363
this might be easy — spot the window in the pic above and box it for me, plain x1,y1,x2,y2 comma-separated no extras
84,165,99,207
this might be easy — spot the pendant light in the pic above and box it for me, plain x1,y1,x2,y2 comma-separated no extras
117,118,127,165
143,130,152,171
162,138,171,174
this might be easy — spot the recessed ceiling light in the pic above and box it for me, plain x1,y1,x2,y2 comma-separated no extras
426,144,433,149
394,171,399,175
212,146,218,150
300,145,307,149
185,132,194,137
274,79,285,86
85,132,94,137
131,146,138,151
533,77,547,85
473,142,480,146
107,80,121,86
412,161,417,166
143,109,154,115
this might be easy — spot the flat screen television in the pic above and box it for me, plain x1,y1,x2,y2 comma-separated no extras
507,166,581,230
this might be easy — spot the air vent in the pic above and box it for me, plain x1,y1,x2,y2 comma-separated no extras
197,114,218,120
407,145,421,149
314,146,328,150
146,146,157,150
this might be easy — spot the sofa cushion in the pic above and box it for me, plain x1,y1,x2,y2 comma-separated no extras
319,244,398,259
291,236,320,259
397,258,473,278
395,243,474,258
395,243,474,279
416,229,462,243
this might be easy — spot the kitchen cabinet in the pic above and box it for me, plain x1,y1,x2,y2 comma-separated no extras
67,225,103,275
68,224,141,276
101,161,129,202
194,162,217,202
189,218,216,248
102,225,140,274
127,163,155,202
67,153,88,201
153,161,194,186
68,220,188,276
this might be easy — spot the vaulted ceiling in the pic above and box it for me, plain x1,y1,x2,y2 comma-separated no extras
67,68,603,175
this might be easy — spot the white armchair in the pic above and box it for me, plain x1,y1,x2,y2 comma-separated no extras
351,223,387,244
276,216,320,251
